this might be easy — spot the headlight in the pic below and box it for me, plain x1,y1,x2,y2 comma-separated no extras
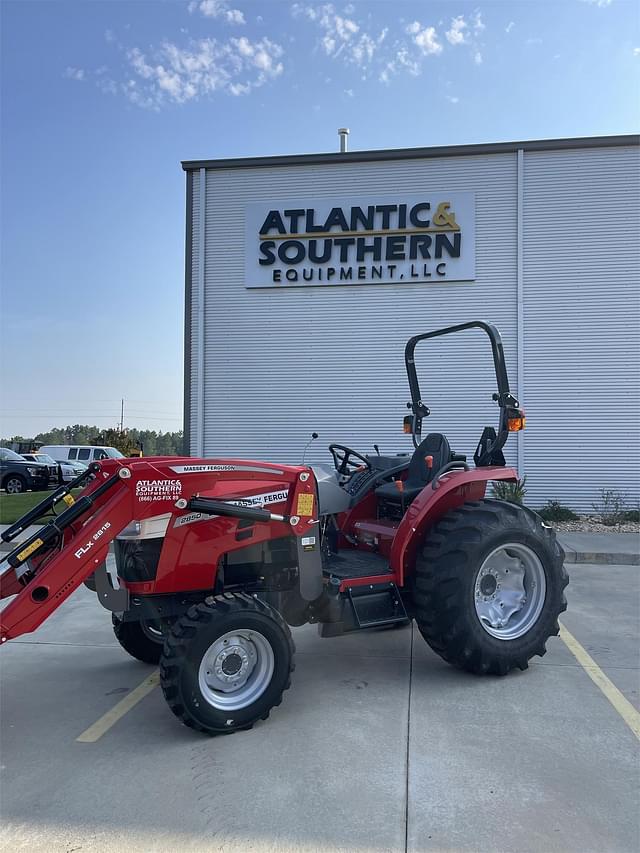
116,515,171,540
26,467,39,476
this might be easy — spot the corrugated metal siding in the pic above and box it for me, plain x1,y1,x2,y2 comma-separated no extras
189,154,520,473
523,145,640,511
186,143,639,513
189,169,202,451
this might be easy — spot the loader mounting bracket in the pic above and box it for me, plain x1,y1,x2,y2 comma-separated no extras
93,561,129,612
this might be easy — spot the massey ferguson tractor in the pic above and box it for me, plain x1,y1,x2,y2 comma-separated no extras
0,322,568,736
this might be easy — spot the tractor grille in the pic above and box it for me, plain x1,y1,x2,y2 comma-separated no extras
114,538,163,583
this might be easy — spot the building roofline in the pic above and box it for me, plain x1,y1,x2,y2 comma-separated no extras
181,134,639,172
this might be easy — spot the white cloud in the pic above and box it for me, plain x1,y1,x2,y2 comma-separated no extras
344,87,354,97
64,67,85,80
472,12,485,33
579,0,612,6
117,35,283,108
189,0,246,25
526,37,543,45
409,23,443,55
445,16,467,46
505,21,515,34
293,3,386,73
633,47,640,56
446,94,459,104
97,77,118,95
293,5,496,82
444,13,485,59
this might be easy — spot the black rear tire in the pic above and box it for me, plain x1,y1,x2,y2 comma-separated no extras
413,499,568,675
160,593,294,735
112,614,164,664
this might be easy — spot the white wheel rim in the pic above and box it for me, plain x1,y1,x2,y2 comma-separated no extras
198,629,274,710
474,543,547,640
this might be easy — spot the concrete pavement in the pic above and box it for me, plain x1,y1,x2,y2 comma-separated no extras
1,559,639,853
557,531,640,565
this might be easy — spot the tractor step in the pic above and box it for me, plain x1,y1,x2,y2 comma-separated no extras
347,582,408,629
323,548,389,580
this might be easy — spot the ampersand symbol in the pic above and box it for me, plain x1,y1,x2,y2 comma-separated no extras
433,202,459,229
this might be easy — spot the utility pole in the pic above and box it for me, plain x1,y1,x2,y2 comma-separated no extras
120,398,124,432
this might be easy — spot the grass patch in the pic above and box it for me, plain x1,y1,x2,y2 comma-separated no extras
0,489,82,526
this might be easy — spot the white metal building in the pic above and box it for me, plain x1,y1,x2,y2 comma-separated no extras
182,135,640,511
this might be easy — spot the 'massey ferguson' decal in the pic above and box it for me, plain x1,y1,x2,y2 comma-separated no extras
171,464,236,473
169,464,285,475
173,489,290,527
230,488,289,508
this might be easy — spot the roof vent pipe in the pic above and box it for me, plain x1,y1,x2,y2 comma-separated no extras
338,128,349,153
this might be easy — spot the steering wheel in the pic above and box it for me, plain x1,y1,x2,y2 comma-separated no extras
328,444,372,477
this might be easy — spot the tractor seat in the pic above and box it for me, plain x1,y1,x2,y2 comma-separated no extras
375,433,452,505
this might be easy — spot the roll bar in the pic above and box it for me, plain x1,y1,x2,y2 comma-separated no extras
404,321,522,464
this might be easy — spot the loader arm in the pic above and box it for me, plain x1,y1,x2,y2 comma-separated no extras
1,456,318,643
0,473,132,641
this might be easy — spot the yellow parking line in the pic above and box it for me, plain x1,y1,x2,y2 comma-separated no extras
76,671,160,743
559,623,640,741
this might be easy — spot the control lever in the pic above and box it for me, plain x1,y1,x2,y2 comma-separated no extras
302,432,319,464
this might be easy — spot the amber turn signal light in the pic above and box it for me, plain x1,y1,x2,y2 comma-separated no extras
403,415,413,434
508,415,526,432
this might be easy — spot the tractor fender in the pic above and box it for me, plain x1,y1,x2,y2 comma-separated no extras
390,466,518,586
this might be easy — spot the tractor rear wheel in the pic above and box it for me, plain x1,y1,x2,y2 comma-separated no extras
160,593,294,735
112,614,164,664
413,499,568,675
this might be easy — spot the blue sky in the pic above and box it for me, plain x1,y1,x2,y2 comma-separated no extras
1,0,638,439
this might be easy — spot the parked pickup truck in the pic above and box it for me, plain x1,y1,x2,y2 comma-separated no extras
22,453,87,485
0,447,52,494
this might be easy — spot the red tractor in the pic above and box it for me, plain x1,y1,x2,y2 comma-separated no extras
1,322,568,735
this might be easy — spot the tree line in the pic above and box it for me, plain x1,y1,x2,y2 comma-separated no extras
2,425,185,457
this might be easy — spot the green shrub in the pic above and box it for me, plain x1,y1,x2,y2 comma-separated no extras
622,509,640,523
537,500,579,523
491,476,527,505
592,488,629,526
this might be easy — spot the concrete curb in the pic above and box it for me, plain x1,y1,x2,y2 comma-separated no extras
561,550,639,566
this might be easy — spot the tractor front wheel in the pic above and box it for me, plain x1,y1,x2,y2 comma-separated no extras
160,593,294,735
112,614,165,664
413,499,568,675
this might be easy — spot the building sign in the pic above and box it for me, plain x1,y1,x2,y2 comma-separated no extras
244,192,475,288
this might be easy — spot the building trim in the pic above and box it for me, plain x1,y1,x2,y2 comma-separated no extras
183,169,193,456
182,134,638,172
516,148,525,478
196,168,206,456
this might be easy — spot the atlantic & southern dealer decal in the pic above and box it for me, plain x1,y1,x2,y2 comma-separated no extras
136,479,183,502
173,488,290,527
